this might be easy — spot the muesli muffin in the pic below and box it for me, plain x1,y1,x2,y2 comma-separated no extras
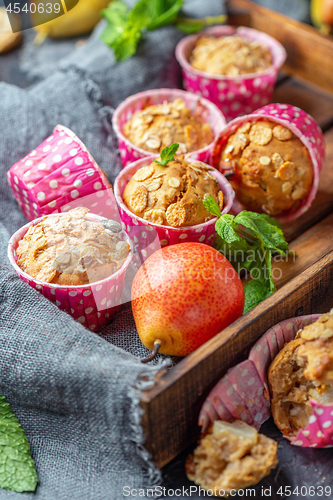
122,98,214,155
16,207,130,286
122,156,224,228
186,420,278,496
190,35,273,76
219,119,313,216
268,311,333,439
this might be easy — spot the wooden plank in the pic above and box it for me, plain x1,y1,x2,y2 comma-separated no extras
141,249,333,467
273,80,333,131
227,0,333,95
282,127,333,241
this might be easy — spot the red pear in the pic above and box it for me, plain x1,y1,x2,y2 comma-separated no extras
132,242,244,357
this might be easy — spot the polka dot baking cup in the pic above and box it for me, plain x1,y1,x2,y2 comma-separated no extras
114,156,235,262
7,125,112,221
211,103,325,223
199,314,333,448
112,88,226,168
175,25,286,122
8,213,133,332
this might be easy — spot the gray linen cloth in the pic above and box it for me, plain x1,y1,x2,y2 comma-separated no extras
0,1,224,499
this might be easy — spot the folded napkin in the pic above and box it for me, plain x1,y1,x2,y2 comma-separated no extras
0,1,224,499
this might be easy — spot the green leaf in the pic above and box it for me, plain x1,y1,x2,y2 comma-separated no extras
147,0,183,30
215,236,249,270
234,211,288,254
215,214,241,244
243,279,273,314
175,14,227,34
154,143,179,166
0,395,38,492
203,195,221,218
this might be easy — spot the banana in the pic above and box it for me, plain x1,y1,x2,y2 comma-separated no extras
33,0,112,41
0,7,22,54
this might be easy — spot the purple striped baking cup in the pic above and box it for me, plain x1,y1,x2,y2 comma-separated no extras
114,156,235,262
176,25,286,122
199,314,333,448
112,88,226,167
211,103,325,222
7,125,112,221
8,213,133,332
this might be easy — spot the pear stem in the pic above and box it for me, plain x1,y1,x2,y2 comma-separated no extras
141,339,162,364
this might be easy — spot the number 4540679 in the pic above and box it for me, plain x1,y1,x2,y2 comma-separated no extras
6,3,61,13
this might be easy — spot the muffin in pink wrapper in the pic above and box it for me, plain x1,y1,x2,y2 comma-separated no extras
8,211,133,332
112,88,226,167
175,26,286,122
199,312,333,448
211,103,325,223
7,125,113,221
114,155,235,262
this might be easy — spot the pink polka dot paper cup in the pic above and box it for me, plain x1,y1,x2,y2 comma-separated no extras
7,125,112,221
112,88,226,168
8,213,133,333
175,25,287,122
114,156,235,262
199,314,333,448
211,103,325,223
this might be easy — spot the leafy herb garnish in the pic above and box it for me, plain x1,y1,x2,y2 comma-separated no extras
203,196,289,314
154,143,179,166
101,0,226,61
0,395,38,492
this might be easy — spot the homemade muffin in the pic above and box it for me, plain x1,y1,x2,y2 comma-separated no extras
219,120,313,216
190,35,272,76
186,420,278,497
16,208,130,286
268,311,333,439
122,98,214,154
122,157,224,227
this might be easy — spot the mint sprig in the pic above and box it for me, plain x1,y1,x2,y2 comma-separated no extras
101,0,226,61
204,196,289,314
0,395,38,492
154,143,179,166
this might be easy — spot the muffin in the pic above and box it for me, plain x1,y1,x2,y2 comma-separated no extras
186,420,278,496
190,35,272,76
16,207,130,286
219,119,314,216
122,98,214,155
122,156,224,228
268,311,333,439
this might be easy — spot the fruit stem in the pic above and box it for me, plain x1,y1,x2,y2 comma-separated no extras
141,339,162,364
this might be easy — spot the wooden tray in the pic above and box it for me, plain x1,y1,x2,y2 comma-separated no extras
141,0,333,468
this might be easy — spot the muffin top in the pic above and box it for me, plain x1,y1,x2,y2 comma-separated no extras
16,208,130,286
186,420,278,494
122,98,214,154
122,156,224,227
190,35,273,76
268,311,333,438
220,120,313,216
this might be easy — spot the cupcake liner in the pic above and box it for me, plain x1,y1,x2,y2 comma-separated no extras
113,156,235,262
198,359,270,433
175,25,287,122
112,88,226,167
199,314,333,448
8,213,133,332
7,125,113,221
211,103,325,223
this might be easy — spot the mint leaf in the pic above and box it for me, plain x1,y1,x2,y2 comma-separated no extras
243,279,273,314
147,0,183,30
234,211,288,254
203,195,221,218
154,143,179,166
0,395,38,492
215,214,241,244
215,236,249,270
